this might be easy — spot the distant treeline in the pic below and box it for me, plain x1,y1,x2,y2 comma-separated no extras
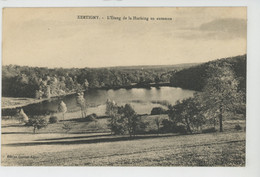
2,64,196,98
170,55,246,92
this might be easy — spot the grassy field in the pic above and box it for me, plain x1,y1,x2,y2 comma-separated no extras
1,115,246,166
1,97,45,109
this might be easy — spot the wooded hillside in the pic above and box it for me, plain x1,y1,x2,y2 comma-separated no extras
2,63,196,98
170,55,246,92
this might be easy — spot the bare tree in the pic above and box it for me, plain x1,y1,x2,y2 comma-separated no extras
58,101,67,120
76,92,87,118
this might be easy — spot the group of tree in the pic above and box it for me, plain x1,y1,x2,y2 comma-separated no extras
165,61,245,133
106,100,145,137
2,64,195,99
170,54,246,93
9,55,246,135
22,93,90,133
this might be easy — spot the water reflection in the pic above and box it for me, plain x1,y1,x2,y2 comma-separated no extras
21,86,195,115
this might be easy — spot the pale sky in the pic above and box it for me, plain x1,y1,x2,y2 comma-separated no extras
2,7,247,68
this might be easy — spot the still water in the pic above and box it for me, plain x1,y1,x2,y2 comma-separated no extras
22,86,195,116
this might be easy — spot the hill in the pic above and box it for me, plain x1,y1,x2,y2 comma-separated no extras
170,55,246,92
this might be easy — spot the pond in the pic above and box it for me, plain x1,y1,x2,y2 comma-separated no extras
6,86,195,116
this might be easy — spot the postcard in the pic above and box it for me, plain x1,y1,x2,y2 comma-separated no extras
1,7,247,167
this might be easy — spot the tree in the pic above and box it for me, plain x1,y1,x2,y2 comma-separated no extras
168,98,205,134
151,107,167,115
83,79,89,90
106,99,126,135
154,117,161,134
58,101,67,120
62,122,72,133
123,104,139,137
43,85,51,98
76,92,87,118
26,116,48,134
197,63,243,132
19,108,29,123
35,90,43,99
106,100,142,137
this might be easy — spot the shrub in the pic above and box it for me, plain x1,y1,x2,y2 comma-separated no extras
49,116,58,123
175,125,188,134
160,119,188,134
160,119,173,133
136,121,148,134
151,107,168,115
62,122,72,133
19,109,29,123
202,127,217,133
235,124,242,131
26,116,48,134
86,113,98,121
58,101,67,120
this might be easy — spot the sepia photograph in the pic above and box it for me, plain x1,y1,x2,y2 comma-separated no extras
1,7,247,166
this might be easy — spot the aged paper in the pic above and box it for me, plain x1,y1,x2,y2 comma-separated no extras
2,7,247,167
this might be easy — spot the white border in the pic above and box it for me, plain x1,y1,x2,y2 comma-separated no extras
1,1,260,177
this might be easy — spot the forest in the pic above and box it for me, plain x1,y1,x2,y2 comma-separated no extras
170,54,246,93
2,63,197,98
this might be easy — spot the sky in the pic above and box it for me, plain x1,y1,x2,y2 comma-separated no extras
2,7,247,68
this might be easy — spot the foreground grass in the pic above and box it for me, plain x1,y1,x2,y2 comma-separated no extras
1,97,45,109
2,118,245,166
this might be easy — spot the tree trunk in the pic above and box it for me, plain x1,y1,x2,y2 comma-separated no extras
185,118,192,134
219,105,223,132
81,108,84,118
33,127,36,134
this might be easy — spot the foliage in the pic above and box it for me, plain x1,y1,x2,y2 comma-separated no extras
49,116,58,124
58,101,67,120
106,100,143,137
106,100,126,135
167,97,205,134
154,117,161,134
19,108,29,123
2,64,192,98
160,119,175,133
123,104,140,137
234,124,242,131
195,63,244,132
160,119,188,134
26,116,48,133
62,122,73,133
76,92,87,118
170,55,246,92
86,113,98,121
151,107,168,115
202,127,217,133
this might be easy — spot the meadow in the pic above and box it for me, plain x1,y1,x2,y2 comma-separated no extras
1,114,246,166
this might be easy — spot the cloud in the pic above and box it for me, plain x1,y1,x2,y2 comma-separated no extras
177,18,247,40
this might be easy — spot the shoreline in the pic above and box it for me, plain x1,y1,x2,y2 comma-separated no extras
1,82,171,110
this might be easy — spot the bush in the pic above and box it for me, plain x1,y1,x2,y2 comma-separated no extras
202,127,217,133
62,122,72,133
136,121,149,134
49,116,58,123
175,125,188,134
235,124,242,131
160,119,174,133
151,107,168,115
160,119,188,134
86,113,97,121
26,116,48,134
